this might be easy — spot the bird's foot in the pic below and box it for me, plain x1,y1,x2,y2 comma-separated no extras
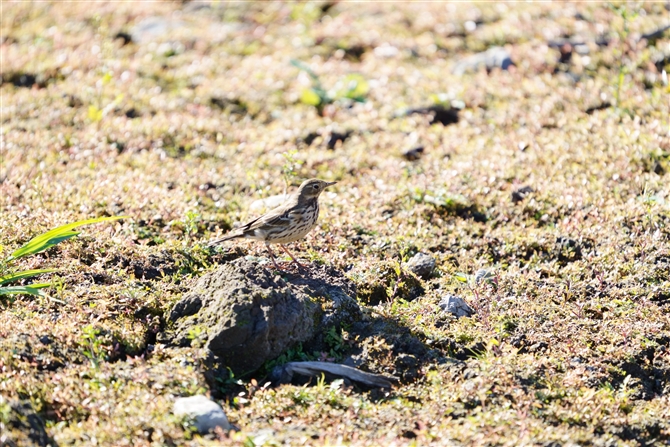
292,260,306,270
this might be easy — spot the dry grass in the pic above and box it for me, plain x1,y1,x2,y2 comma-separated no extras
1,1,669,446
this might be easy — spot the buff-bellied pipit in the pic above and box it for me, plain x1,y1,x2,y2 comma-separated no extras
208,178,337,269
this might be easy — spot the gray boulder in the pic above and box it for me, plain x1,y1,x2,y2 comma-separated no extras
163,258,360,374
173,395,230,433
404,252,436,279
439,294,474,318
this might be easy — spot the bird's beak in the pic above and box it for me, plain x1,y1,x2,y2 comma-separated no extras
326,181,338,187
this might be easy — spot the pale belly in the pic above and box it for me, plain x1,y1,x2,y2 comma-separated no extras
265,222,318,244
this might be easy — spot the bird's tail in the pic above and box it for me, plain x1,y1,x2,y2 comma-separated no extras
207,232,243,247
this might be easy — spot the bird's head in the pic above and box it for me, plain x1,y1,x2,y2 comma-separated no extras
296,178,337,201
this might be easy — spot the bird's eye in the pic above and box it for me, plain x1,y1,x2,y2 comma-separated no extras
312,184,319,189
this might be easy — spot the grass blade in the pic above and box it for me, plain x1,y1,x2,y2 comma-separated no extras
7,216,127,262
0,283,51,297
290,59,322,84
0,269,58,286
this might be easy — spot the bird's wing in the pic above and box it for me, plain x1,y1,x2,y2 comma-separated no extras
244,206,298,231
209,210,291,245
209,197,303,244
255,197,317,228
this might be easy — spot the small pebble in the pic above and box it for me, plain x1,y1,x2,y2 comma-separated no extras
512,186,534,203
438,294,474,318
402,147,424,161
404,252,436,279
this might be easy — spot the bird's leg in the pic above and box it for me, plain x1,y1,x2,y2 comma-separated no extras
279,244,305,269
265,243,282,270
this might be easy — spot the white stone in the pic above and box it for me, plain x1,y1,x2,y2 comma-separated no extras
173,395,230,433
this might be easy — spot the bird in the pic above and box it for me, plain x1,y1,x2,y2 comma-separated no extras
208,178,337,269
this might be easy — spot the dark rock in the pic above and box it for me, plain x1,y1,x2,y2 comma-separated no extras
2,72,51,89
302,131,319,146
125,108,139,119
326,130,352,150
585,102,611,114
163,258,360,374
452,47,514,75
438,295,474,318
403,430,418,439
1,400,54,447
402,146,424,161
512,185,534,203
11,73,36,87
472,211,487,223
405,105,459,126
404,252,436,279
114,31,133,45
